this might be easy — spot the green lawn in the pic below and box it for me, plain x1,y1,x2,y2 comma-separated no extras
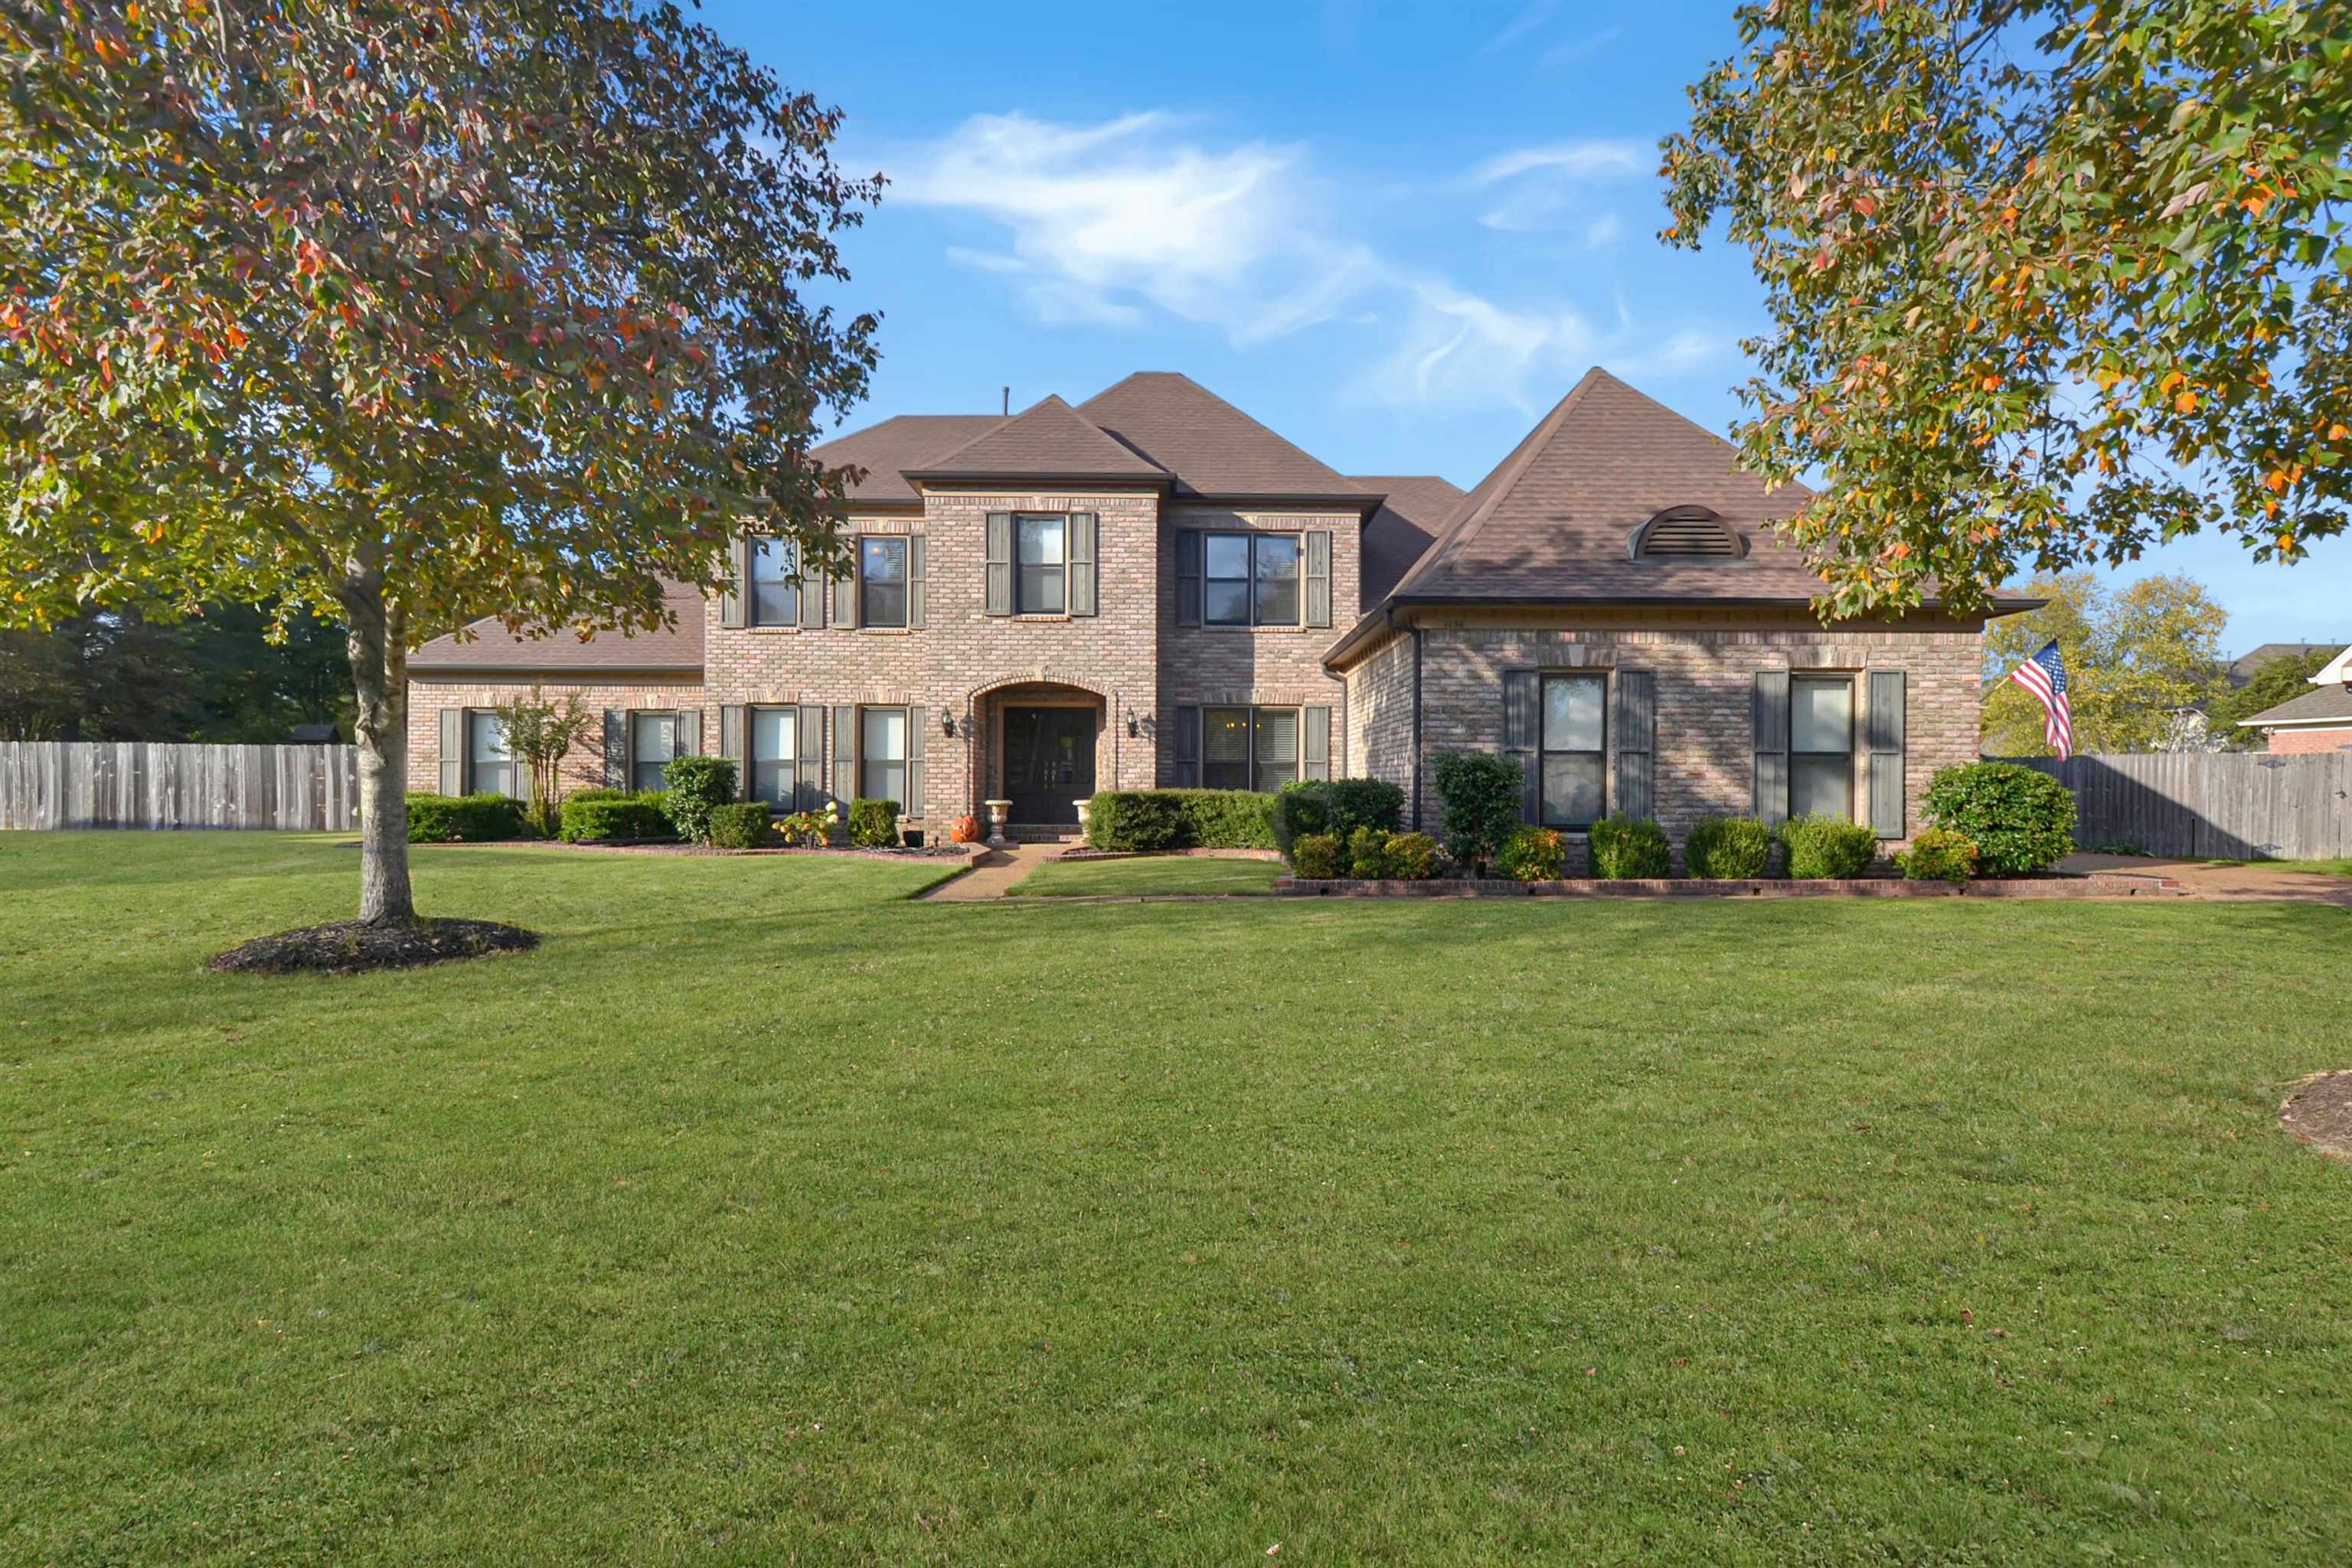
1011,852,1285,897
3,833,2349,1566
2226,857,2352,878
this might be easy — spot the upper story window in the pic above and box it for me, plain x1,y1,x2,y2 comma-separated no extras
1204,531,1300,628
1017,514,1066,614
749,536,799,626
861,537,910,629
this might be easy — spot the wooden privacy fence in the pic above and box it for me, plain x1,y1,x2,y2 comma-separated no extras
0,743,359,831
2004,752,2351,861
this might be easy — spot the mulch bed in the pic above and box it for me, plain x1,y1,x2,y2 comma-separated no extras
2279,1072,2352,1162
397,838,981,861
1277,871,2187,898
1055,847,1285,863
208,918,539,977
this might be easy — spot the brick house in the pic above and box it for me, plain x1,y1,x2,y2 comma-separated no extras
2235,645,2352,753
408,367,2034,848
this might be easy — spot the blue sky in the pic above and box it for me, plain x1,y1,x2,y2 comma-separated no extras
713,0,2347,651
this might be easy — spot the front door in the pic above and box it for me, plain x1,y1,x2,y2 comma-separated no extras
1003,707,1096,825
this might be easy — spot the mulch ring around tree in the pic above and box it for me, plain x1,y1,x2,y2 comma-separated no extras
208,918,538,977
2278,1071,2352,1162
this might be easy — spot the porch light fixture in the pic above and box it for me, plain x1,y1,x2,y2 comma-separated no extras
940,711,958,738
1127,714,1140,737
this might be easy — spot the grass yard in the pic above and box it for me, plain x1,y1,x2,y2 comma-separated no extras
1011,853,1285,897
2233,857,2352,878
3,832,2350,1565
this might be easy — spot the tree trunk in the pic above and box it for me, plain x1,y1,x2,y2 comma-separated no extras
344,577,416,926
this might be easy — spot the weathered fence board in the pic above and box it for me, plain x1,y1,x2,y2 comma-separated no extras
2004,752,2351,861
0,743,358,831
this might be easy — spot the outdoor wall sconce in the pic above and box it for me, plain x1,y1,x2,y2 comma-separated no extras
1127,714,1140,738
940,711,959,738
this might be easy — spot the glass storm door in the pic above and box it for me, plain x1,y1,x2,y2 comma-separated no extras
1002,707,1095,824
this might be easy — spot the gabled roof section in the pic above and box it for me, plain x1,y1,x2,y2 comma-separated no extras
812,413,1007,505
1079,371,1370,500
905,393,1169,484
2238,680,2352,729
1353,474,1468,605
410,580,704,674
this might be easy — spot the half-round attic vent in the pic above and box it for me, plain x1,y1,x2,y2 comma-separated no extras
1630,505,1746,561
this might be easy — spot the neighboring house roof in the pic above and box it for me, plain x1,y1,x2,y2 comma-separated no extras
815,413,1007,505
2237,681,2352,729
2309,645,2352,685
1078,371,1371,501
409,581,705,674
1353,474,1468,605
903,394,1168,483
2226,642,2343,688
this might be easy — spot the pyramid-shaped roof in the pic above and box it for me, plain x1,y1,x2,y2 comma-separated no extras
903,394,1167,482
814,413,1008,504
1079,372,1367,499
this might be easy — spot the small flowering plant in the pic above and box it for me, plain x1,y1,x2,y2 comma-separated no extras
775,802,841,848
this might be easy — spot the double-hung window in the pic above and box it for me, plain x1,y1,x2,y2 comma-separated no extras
467,711,515,797
861,537,910,629
1201,706,1299,792
1202,532,1301,628
861,707,908,805
1790,676,1855,818
1016,514,1066,614
629,710,678,795
749,536,799,626
749,707,796,806
1539,674,1606,831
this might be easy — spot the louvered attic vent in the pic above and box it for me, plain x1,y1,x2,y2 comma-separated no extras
1630,505,1746,561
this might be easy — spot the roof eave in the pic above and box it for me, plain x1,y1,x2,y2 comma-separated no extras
903,469,1171,488
409,663,704,678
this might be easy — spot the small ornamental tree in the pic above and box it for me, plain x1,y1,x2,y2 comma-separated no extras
488,687,595,835
0,2,880,927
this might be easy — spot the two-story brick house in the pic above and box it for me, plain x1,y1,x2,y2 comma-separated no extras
408,367,2034,847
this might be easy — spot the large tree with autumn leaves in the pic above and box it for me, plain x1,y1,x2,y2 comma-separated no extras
1662,0,2350,618
1,1,877,926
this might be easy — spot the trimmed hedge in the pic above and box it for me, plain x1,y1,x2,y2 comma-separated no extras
1085,789,1278,852
1345,825,1390,879
1588,814,1670,878
1780,814,1878,878
1272,778,1405,852
848,799,900,848
1497,825,1568,881
1290,834,1341,879
1921,760,2077,875
406,792,529,843
1683,815,1772,879
1381,831,1442,880
708,802,773,849
1896,825,1978,885
662,755,738,845
559,789,675,842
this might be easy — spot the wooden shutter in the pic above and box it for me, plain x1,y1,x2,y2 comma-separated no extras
831,704,856,803
833,549,859,629
439,708,465,795
719,704,746,799
1174,530,1203,627
720,536,746,629
1172,704,1201,787
1305,531,1332,628
601,708,626,789
1302,705,1331,782
908,535,927,629
1614,671,1655,822
676,708,702,758
1866,668,1907,838
798,541,825,629
795,703,824,811
1069,512,1098,617
1502,669,1540,824
906,706,926,818
1753,670,1791,825
985,512,1013,616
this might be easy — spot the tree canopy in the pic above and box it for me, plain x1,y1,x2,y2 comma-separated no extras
1663,0,2351,617
2,1,880,922
0,601,350,741
1980,570,2228,752
2203,642,2337,744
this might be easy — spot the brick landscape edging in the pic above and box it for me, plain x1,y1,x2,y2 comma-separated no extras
1275,872,2187,899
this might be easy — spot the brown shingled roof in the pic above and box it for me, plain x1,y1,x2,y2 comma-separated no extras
813,413,1006,505
1079,371,1369,499
1353,474,1466,604
2239,681,2352,728
409,580,704,674
904,394,1168,482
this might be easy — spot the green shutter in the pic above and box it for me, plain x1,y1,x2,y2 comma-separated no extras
439,708,465,795
1172,704,1200,787
1613,671,1655,822
1302,705,1331,782
719,704,746,799
985,513,1012,616
1069,512,1098,617
831,704,856,805
1174,530,1202,627
795,703,824,811
1866,668,1907,838
1304,531,1332,628
1753,670,1791,825
908,536,927,629
1502,669,1539,823
720,536,746,629
833,550,859,629
906,706,926,818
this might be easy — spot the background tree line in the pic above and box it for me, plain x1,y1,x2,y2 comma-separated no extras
0,603,351,743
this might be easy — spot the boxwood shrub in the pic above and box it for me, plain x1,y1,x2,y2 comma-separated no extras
707,802,773,850
1921,760,2077,875
1588,814,1670,878
1086,789,1278,852
1896,826,1978,886
1289,833,1341,879
1344,825,1390,878
406,792,528,843
558,789,674,842
848,798,900,848
1779,814,1878,878
1272,778,1405,852
1497,825,1568,881
1683,815,1772,879
1381,831,1442,880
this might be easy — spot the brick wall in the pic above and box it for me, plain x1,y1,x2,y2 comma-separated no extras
405,675,708,795
1343,627,1416,792
2268,724,2352,755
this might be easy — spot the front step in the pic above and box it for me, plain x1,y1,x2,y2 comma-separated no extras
1008,825,1084,844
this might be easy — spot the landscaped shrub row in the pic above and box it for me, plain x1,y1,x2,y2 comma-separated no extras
1289,828,1444,880
1587,815,1671,878
707,802,773,849
559,789,675,842
848,799,900,848
1271,779,1405,851
1921,760,2076,875
405,792,531,843
662,756,737,845
1682,815,1772,878
1086,789,1278,852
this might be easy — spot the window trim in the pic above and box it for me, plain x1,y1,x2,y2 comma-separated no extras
746,703,798,807
858,535,911,629
466,708,514,798
1537,671,1609,832
1788,672,1858,821
858,704,910,806
1200,530,1302,629
629,709,678,795
1199,703,1301,793
747,534,801,627
1014,512,1067,616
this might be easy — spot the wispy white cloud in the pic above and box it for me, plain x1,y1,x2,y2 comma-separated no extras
1541,24,1625,67
1476,0,1562,57
1581,212,1624,251
1469,139,1648,186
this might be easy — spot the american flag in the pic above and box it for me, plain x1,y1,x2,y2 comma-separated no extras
2007,639,2073,759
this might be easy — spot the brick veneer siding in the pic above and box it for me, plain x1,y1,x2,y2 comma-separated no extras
2267,724,2352,755
404,675,708,795
1402,610,1987,851
1156,505,1357,785
1343,627,1416,792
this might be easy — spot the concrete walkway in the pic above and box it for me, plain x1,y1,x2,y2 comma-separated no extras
2059,854,2352,907
919,841,1070,901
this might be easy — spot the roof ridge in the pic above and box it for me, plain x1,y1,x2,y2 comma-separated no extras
911,393,1166,476
1076,371,1364,495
